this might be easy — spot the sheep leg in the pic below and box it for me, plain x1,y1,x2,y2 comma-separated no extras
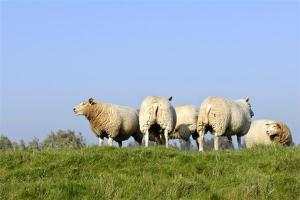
214,135,220,151
237,135,242,149
98,137,104,146
197,132,205,152
137,141,142,146
108,137,113,146
227,136,232,143
164,130,169,148
196,140,199,150
227,136,233,150
186,140,191,150
118,141,122,148
186,139,191,150
145,130,149,147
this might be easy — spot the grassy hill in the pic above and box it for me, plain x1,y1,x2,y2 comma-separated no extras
0,146,299,200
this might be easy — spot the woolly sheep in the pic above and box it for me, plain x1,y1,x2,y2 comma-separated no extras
245,120,293,148
196,96,254,151
139,96,177,148
73,98,143,147
136,109,168,145
169,105,197,148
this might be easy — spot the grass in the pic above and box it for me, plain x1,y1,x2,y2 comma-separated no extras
0,145,299,200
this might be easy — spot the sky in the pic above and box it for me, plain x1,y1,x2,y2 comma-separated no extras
1,0,299,146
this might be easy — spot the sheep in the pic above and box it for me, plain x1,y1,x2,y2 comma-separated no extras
139,96,177,148
169,105,197,149
245,120,293,148
136,108,163,145
73,98,143,147
196,96,254,151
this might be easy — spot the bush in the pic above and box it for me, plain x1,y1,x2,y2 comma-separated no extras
42,130,86,149
0,135,12,151
28,137,40,150
11,142,18,151
18,139,26,150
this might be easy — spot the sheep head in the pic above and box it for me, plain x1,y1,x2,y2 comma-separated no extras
245,97,254,117
265,122,281,137
265,122,292,145
236,97,254,118
73,98,96,116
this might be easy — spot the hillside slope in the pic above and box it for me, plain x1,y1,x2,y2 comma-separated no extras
0,146,299,200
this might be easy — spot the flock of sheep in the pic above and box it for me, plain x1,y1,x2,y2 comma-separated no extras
73,96,293,151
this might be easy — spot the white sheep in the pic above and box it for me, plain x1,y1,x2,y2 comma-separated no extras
196,96,254,151
169,105,197,149
139,96,177,148
73,98,143,147
245,120,293,148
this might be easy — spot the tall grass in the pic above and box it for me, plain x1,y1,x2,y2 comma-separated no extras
0,146,299,200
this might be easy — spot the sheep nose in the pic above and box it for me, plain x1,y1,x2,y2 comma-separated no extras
73,108,76,112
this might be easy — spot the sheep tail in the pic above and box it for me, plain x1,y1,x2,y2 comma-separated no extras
204,104,211,124
197,104,211,132
152,103,159,119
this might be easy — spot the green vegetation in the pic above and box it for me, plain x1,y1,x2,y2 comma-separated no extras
42,130,85,149
0,130,85,151
0,135,13,151
0,145,299,200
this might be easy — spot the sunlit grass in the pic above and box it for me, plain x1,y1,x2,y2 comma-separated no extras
0,145,299,200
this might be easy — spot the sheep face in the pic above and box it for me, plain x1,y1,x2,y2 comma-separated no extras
265,122,292,145
265,123,281,137
238,98,254,117
73,98,95,116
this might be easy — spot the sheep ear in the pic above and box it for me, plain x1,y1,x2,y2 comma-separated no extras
168,96,173,101
88,98,95,105
265,123,270,126
245,97,250,102
275,123,281,129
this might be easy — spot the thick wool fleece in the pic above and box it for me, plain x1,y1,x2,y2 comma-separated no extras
197,96,253,137
169,105,197,141
139,96,177,137
245,120,293,148
85,102,142,143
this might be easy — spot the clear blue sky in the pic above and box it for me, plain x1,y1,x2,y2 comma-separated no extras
1,1,299,145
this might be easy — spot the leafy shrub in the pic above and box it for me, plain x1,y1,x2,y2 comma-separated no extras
42,130,86,149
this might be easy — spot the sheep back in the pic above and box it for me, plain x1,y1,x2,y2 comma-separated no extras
197,97,230,136
170,105,197,141
139,96,176,134
245,120,293,148
88,102,139,141
197,96,252,137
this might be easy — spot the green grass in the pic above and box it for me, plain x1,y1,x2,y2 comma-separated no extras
0,146,299,200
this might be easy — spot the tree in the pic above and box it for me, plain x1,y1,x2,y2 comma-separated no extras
18,139,26,150
42,130,86,149
12,142,19,151
0,135,13,151
28,137,40,150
